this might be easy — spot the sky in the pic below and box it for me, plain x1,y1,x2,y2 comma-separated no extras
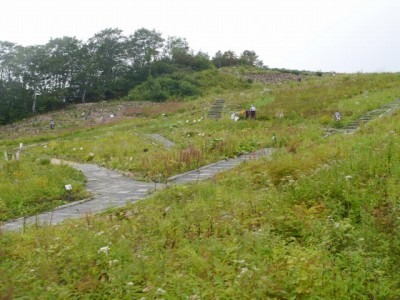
0,0,399,73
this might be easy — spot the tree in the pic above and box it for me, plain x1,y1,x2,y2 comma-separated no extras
239,50,264,67
162,36,190,60
20,45,48,113
126,28,164,77
87,28,128,99
212,50,239,67
44,37,82,102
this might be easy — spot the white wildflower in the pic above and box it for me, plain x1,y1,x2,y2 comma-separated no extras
233,259,246,264
156,288,166,295
95,231,104,236
142,286,153,292
344,175,352,181
237,267,249,278
109,259,119,266
127,282,134,286
98,246,110,255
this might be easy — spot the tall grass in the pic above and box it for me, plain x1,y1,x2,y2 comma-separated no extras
1,71,400,298
0,152,88,221
3,109,400,298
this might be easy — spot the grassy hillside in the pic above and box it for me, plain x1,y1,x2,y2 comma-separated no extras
1,70,400,298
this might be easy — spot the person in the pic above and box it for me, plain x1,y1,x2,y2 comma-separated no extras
50,120,55,129
249,105,256,119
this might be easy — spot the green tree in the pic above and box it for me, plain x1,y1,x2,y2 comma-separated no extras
44,37,82,103
212,50,239,67
87,28,128,99
20,45,48,113
126,28,164,78
239,50,263,67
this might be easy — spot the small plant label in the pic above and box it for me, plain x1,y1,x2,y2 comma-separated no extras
65,184,72,191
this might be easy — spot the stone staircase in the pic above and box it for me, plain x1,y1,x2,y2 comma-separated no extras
324,98,400,137
207,99,225,119
345,98,400,130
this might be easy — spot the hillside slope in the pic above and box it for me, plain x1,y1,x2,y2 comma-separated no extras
1,71,400,299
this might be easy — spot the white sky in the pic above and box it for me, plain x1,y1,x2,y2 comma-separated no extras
0,0,399,73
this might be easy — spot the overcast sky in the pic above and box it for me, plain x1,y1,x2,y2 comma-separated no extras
1,0,399,73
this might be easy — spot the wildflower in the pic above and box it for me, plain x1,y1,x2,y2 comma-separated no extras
108,259,119,266
186,120,189,123
95,231,104,236
237,267,249,278
98,246,110,255
233,259,246,264
127,282,134,286
344,175,352,181
156,288,166,295
142,286,153,292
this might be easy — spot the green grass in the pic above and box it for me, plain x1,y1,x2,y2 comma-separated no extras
0,154,89,221
1,70,400,298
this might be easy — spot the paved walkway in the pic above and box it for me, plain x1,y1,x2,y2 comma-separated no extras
147,133,175,149
2,148,275,231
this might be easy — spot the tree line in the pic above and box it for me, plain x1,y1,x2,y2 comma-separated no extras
0,27,264,125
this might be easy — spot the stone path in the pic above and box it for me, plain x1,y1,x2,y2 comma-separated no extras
147,133,175,149
324,98,400,137
2,148,275,232
207,99,225,119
